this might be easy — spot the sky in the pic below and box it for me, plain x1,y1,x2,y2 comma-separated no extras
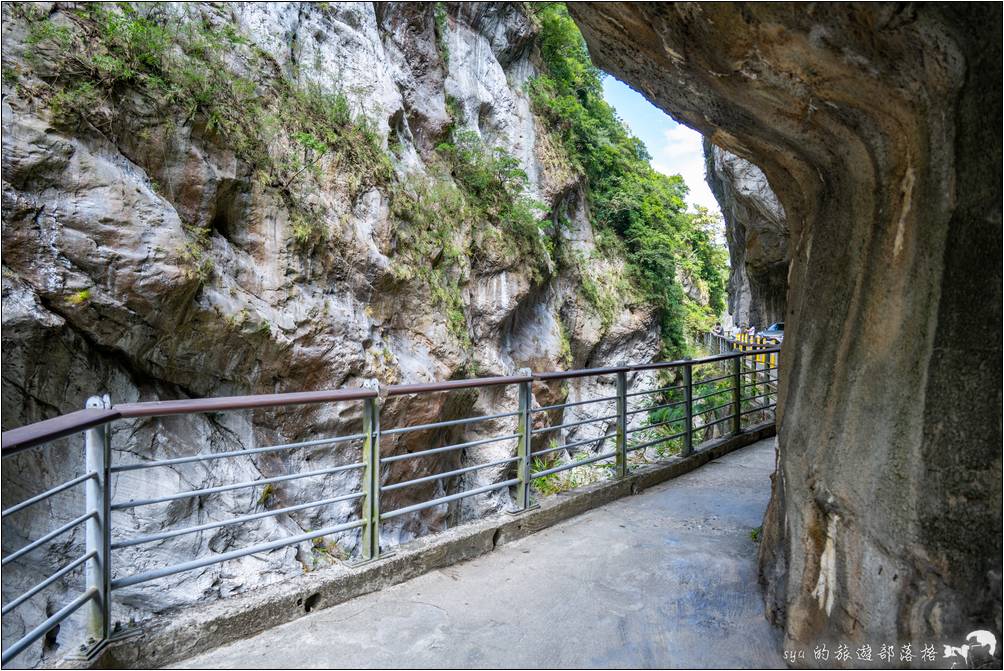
601,76,721,216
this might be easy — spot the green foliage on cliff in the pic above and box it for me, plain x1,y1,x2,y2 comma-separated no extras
433,2,450,65
390,121,551,347
14,3,390,251
528,3,727,356
9,2,725,359
436,129,550,269
388,176,471,345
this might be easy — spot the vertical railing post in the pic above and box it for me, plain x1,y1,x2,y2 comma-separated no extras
360,395,382,562
683,362,693,456
515,379,532,510
615,370,627,478
84,395,111,647
770,349,778,401
732,355,742,436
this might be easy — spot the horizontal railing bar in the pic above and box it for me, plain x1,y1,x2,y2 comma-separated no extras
696,414,737,430
112,491,365,550
1,551,97,616
381,456,519,493
625,416,684,435
743,391,777,403
531,413,617,436
530,442,572,458
627,431,686,453
382,410,519,437
111,433,366,473
2,408,121,456
555,431,618,454
1,472,97,518
741,403,777,417
533,367,628,382
2,349,781,455
692,388,733,403
741,368,777,377
625,384,685,398
740,378,778,390
381,432,520,464
625,399,685,417
111,463,363,510
380,479,519,520
624,347,779,373
623,360,688,373
714,336,779,346
112,520,365,590
115,388,377,419
1,587,98,665
531,395,619,414
692,372,734,385
695,401,735,416
386,375,532,396
530,451,617,479
1,511,96,566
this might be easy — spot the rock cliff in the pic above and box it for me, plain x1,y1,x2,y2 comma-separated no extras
572,0,1002,655
703,139,787,330
1,3,682,663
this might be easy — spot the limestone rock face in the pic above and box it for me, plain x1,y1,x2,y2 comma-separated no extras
0,3,666,664
571,1,1002,652
703,140,787,330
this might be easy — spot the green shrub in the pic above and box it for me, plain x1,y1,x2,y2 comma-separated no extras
436,129,550,270
434,3,450,65
531,450,612,496
67,288,91,305
388,125,553,346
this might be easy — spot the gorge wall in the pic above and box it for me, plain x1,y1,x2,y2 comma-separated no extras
0,3,726,664
572,0,1002,656
703,140,787,330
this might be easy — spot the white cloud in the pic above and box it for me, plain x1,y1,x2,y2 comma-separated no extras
652,123,721,215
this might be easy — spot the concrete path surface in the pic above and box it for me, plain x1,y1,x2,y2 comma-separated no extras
177,438,783,669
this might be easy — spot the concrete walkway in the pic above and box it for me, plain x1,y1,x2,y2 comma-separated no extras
177,439,783,669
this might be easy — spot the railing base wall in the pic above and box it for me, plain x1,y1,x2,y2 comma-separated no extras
65,421,776,671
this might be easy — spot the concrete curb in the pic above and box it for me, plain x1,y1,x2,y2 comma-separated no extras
81,423,775,669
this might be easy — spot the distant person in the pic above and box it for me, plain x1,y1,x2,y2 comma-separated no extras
712,323,723,335
747,325,757,336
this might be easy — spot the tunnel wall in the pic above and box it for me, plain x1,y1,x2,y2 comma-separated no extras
570,2,1002,650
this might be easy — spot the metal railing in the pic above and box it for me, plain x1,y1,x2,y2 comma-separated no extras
704,330,781,362
0,344,779,667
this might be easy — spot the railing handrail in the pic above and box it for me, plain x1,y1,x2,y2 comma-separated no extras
1,408,123,456
114,387,379,418
0,347,781,455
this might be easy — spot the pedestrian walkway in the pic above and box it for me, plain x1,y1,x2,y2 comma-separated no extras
177,438,783,669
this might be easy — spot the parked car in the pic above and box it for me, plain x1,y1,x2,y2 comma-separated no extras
758,322,784,343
